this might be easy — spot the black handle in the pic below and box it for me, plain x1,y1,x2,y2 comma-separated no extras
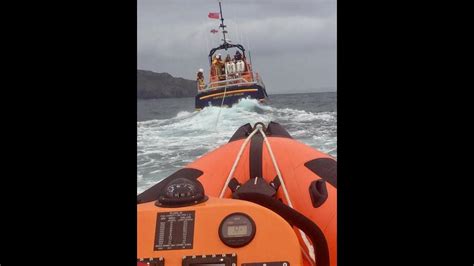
238,192,330,266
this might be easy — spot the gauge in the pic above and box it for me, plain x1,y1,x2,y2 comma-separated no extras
165,182,195,197
219,212,256,247
156,178,207,207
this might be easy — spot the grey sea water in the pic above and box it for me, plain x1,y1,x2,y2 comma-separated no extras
137,92,336,194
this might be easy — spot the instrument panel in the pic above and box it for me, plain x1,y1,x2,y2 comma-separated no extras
137,197,301,265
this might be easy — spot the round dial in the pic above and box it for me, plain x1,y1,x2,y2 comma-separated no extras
165,182,196,197
219,212,256,247
156,178,207,207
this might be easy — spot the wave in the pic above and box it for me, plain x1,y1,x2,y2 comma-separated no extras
137,98,336,194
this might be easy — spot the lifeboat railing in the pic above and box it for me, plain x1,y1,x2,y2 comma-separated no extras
198,76,257,93
197,70,265,93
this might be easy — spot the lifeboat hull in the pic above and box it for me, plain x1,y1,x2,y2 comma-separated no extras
195,83,268,109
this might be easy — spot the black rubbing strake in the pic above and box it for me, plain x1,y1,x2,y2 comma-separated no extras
265,121,293,138
228,121,293,143
228,123,252,143
305,158,337,188
249,133,264,179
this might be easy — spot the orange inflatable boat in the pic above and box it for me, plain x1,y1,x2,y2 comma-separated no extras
137,122,337,266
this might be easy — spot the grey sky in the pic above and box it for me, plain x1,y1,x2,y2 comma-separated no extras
138,0,336,94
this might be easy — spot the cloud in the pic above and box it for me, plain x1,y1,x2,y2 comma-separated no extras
232,15,336,56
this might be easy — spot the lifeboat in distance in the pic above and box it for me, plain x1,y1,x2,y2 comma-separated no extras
195,1,268,110
137,122,337,266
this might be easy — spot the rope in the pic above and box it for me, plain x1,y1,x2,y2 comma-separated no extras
258,127,316,265
214,69,229,130
218,125,261,198
218,123,316,265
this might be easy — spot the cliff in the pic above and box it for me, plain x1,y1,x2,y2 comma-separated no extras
137,70,196,99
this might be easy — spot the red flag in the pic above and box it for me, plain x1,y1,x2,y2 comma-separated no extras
208,12,220,19
210,29,218,34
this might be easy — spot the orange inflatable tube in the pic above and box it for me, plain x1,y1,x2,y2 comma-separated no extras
138,122,337,266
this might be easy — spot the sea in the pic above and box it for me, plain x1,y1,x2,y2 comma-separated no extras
137,92,336,194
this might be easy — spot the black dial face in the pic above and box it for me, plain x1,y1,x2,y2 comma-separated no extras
219,212,256,247
157,177,207,207
166,182,195,198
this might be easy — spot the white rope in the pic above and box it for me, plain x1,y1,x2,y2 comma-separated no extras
213,70,228,130
301,245,316,266
258,127,316,264
217,123,316,265
257,128,292,205
218,125,261,198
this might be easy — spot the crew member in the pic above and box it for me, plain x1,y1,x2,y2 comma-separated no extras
196,68,205,90
213,54,225,80
234,50,242,61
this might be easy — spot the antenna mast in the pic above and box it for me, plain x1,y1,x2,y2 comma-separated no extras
218,1,228,44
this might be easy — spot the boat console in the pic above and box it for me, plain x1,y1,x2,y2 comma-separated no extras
137,178,302,265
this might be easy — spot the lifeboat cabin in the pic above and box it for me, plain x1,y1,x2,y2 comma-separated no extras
195,42,268,110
